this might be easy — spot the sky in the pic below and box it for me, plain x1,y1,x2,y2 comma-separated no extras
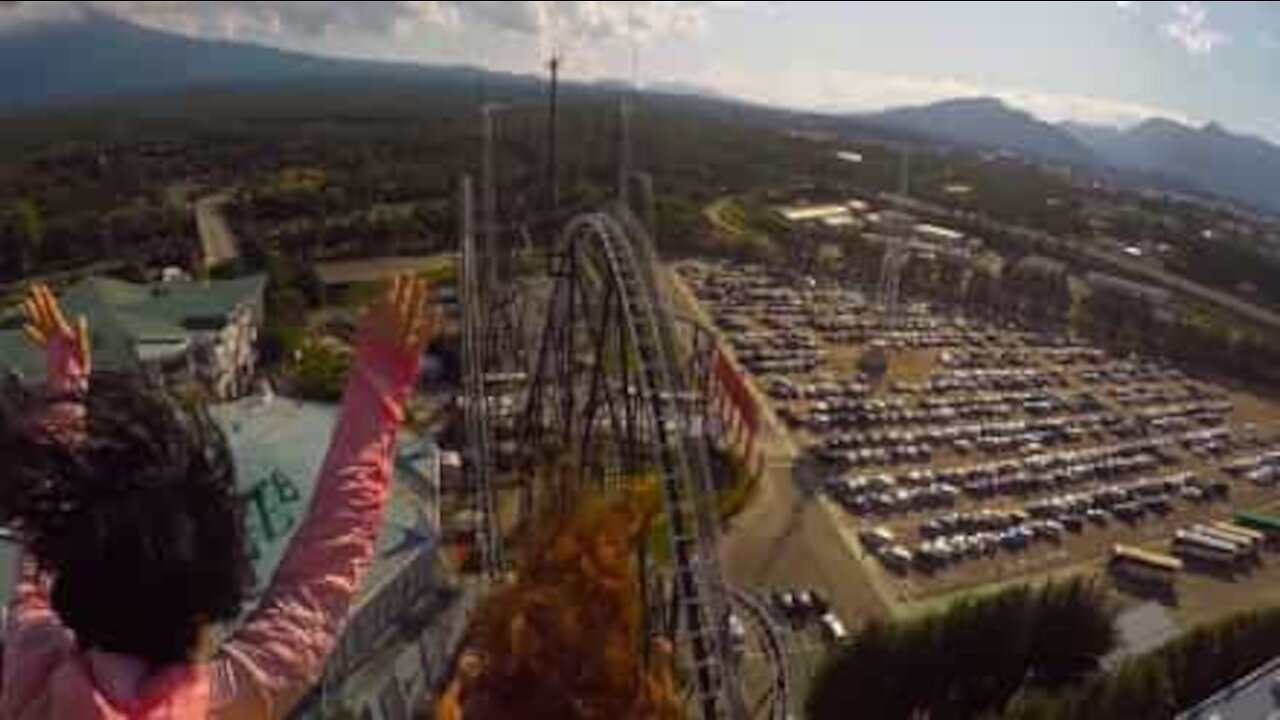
5,1,1280,142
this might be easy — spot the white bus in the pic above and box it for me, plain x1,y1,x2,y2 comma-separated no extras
1172,530,1241,566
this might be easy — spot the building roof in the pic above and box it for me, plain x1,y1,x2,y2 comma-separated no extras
914,222,965,242
1085,271,1173,306
1014,254,1068,278
315,255,456,286
206,395,439,607
1178,655,1280,719
776,204,851,223
0,273,265,383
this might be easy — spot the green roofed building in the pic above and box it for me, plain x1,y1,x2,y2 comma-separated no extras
0,274,265,399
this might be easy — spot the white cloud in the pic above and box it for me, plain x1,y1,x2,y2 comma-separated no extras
993,88,1190,126
1,1,724,72
0,0,82,30
453,1,708,63
0,1,1197,131
1114,1,1139,11
87,1,456,40
1161,1,1229,55
0,1,717,45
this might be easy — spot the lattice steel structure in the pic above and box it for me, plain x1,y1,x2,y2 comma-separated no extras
876,239,911,319
457,96,790,720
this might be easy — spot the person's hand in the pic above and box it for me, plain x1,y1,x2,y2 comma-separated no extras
361,274,437,356
20,283,90,369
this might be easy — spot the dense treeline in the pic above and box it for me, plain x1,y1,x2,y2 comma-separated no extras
0,88,858,281
1000,605,1280,720
1,84,1275,331
806,578,1116,720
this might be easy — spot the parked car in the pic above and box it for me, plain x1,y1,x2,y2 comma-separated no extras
818,612,848,644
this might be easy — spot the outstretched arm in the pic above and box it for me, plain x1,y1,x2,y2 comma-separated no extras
3,284,89,712
210,276,435,719
7,283,89,623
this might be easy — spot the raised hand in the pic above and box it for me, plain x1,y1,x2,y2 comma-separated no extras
360,274,437,356
20,283,90,370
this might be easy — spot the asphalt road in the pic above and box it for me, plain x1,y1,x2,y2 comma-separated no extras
195,193,240,269
717,446,892,627
664,268,891,626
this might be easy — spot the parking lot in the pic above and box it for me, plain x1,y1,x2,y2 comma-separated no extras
678,259,1280,607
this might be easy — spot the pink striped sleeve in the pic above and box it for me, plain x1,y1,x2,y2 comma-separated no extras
209,337,418,719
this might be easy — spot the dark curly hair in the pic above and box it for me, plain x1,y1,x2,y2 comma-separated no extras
0,372,252,665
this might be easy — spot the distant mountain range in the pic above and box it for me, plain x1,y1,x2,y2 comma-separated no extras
862,98,1280,215
863,97,1098,167
0,10,545,109
1061,117,1280,216
3,11,1280,215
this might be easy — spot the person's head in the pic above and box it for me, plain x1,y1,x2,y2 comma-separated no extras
0,372,251,666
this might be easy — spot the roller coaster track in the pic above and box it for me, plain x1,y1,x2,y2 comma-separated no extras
577,209,735,718
726,586,792,720
464,184,790,717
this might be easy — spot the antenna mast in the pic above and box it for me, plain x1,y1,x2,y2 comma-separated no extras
899,145,911,198
547,53,561,215
481,104,499,289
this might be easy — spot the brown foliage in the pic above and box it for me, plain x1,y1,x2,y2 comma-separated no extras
438,485,683,720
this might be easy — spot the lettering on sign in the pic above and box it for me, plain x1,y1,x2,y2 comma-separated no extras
241,469,303,561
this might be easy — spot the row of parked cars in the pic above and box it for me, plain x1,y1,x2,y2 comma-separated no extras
767,375,873,401
1076,361,1191,386
927,367,1063,393
1038,345,1107,366
862,470,1232,576
794,391,1110,437
1221,448,1280,486
1022,472,1228,524
937,348,1035,370
825,436,1192,519
811,409,1178,472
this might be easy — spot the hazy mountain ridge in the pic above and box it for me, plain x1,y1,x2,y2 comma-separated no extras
3,12,1279,214
866,98,1280,215
862,97,1099,166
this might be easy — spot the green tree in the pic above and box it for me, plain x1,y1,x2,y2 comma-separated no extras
293,341,351,402
1096,656,1174,720
1027,579,1115,688
807,579,1115,720
997,690,1071,720
13,198,44,273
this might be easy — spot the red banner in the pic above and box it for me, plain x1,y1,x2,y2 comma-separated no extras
712,349,764,480
714,350,759,435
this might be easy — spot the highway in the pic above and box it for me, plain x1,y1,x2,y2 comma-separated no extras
195,193,240,269
882,192,1280,332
